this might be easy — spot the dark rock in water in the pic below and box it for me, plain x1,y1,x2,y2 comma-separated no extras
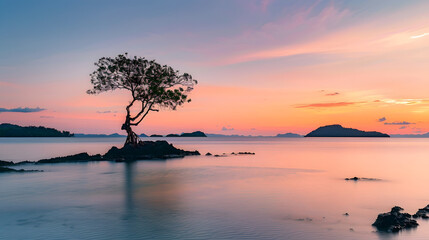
237,152,255,155
413,205,429,219
0,160,15,166
345,177,380,181
180,131,207,137
305,124,389,137
37,153,103,164
150,134,163,137
0,166,42,173
345,177,360,181
103,141,200,161
373,206,418,232
34,141,199,164
205,152,212,156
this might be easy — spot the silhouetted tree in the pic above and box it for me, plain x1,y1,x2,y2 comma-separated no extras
87,53,197,146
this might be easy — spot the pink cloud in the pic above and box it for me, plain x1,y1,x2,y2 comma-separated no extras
296,102,362,108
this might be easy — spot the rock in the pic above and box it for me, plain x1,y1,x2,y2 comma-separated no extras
237,152,255,155
344,213,349,216
37,153,103,164
413,204,429,219
372,206,418,232
33,141,199,164
150,134,163,137
345,177,380,181
0,166,42,173
205,152,212,156
103,141,200,161
345,177,360,181
0,160,15,166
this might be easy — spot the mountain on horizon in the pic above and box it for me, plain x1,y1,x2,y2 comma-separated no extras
305,124,389,137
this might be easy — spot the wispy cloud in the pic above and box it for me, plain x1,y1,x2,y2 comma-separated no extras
40,116,54,118
222,126,235,131
411,33,429,39
399,126,407,129
378,117,386,122
384,121,415,125
380,99,423,105
325,92,340,96
296,102,360,108
0,107,45,113
96,110,117,114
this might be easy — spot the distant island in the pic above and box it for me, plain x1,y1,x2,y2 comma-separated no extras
0,123,73,137
74,133,125,138
150,131,207,137
276,133,302,138
305,124,389,137
391,133,429,138
180,131,207,137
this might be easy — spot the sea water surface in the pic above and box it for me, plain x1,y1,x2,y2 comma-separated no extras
1,137,429,240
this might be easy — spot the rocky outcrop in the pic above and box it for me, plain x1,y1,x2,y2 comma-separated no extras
413,205,429,219
0,166,42,173
37,153,103,163
345,177,380,181
0,160,15,166
103,141,200,160
372,206,418,232
34,141,200,164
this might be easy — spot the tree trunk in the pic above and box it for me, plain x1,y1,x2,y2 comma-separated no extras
122,115,140,146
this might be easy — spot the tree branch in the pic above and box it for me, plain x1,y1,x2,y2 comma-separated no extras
130,102,155,126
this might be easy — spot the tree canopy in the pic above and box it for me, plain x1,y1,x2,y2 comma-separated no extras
88,53,197,145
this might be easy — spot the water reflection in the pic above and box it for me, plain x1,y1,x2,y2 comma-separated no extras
122,161,184,238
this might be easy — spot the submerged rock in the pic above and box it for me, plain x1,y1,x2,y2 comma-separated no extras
372,206,418,232
413,205,429,219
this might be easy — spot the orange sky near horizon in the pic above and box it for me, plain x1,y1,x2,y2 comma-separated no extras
1,0,429,135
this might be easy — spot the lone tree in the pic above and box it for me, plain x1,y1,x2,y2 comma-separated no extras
87,53,197,146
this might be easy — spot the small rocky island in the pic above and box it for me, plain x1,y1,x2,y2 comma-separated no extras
373,206,418,232
0,123,73,137
0,141,200,170
149,131,207,138
305,124,389,137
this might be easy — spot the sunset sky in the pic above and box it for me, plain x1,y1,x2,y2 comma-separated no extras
1,0,429,135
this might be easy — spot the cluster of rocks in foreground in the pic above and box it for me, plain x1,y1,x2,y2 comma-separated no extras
0,141,200,172
373,205,429,233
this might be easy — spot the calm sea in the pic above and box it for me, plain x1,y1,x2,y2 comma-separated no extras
1,137,429,240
